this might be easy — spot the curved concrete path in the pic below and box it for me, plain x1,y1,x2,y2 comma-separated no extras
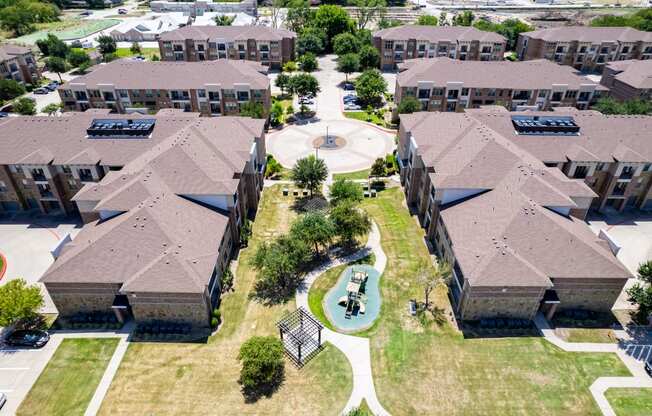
535,314,652,416
295,222,389,416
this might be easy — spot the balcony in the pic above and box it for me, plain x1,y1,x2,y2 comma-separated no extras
31,170,47,182
620,169,634,180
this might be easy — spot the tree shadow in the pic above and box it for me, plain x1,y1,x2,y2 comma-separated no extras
241,369,286,403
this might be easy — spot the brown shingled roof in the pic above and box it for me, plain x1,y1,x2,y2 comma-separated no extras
373,24,506,43
159,25,296,42
520,26,652,43
605,59,652,90
65,59,269,90
397,57,604,90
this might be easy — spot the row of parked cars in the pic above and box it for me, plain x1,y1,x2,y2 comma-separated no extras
342,82,361,111
33,80,60,95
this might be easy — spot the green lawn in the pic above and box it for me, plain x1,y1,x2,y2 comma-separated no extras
99,186,353,415
308,255,374,332
606,388,652,416
115,48,160,60
344,111,386,127
17,338,119,416
333,169,371,181
360,188,632,415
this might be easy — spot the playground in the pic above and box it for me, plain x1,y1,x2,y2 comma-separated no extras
324,265,381,332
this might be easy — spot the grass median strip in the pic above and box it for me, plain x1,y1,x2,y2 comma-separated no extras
17,338,119,416
605,388,652,416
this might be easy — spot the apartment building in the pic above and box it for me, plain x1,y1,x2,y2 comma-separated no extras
373,25,506,70
395,58,605,112
59,59,271,117
158,25,295,69
0,110,267,331
0,44,40,84
517,27,652,73
397,109,641,321
600,59,652,101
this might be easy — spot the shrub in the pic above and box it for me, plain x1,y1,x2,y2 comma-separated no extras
238,336,285,398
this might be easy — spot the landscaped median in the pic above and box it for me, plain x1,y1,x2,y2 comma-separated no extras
17,338,119,416
361,187,633,415
97,186,353,415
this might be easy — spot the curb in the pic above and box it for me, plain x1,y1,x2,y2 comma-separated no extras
0,251,6,281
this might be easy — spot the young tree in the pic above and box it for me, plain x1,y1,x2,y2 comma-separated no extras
269,0,284,29
352,0,386,30
0,79,26,101
329,178,363,206
97,35,117,59
42,102,62,116
289,73,320,99
270,101,284,126
47,56,66,82
330,201,371,246
638,260,652,283
285,0,315,33
239,102,266,119
214,14,235,26
130,41,142,55
283,61,298,73
286,104,295,116
238,336,285,398
298,52,318,72
397,96,421,114
275,73,291,96
355,68,387,106
0,278,44,327
313,5,354,50
416,260,451,311
337,53,360,82
333,32,359,56
67,49,90,68
359,44,380,69
452,10,474,26
417,14,438,26
627,284,652,324
291,211,335,255
291,155,328,196
297,27,326,55
251,234,311,302
593,96,623,115
370,157,387,178
13,97,36,115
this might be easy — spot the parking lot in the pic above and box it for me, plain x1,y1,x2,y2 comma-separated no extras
0,338,62,415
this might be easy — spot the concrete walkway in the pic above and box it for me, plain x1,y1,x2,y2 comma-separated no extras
534,314,652,416
295,222,390,416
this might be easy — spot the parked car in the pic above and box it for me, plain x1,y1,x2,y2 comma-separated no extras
0,112,9,118
299,97,314,105
6,329,50,348
0,392,5,410
45,84,58,91
118,8,128,14
343,95,357,103
645,360,652,377
344,104,361,111
79,10,92,16
33,87,49,94
343,83,355,91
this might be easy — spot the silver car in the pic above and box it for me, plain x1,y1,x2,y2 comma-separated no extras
0,392,6,410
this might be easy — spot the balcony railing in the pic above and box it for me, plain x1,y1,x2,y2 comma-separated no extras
32,172,47,182
620,170,634,180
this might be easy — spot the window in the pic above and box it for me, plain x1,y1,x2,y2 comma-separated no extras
565,90,578,99
600,47,609,54
620,165,635,179
74,91,88,101
209,91,220,101
118,89,128,98
621,46,629,53
573,165,589,179
197,89,206,98
197,44,205,52
210,103,221,114
613,182,627,196
61,165,71,174
384,40,393,49
644,164,652,172
551,91,563,101
102,91,115,101
432,88,444,96
218,43,226,51
237,91,249,101
417,89,430,99
461,88,469,96
447,90,459,99
0,181,6,192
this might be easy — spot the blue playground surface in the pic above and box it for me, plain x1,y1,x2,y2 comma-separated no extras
324,264,381,332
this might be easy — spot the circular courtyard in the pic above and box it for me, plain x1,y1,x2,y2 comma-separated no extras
266,120,396,173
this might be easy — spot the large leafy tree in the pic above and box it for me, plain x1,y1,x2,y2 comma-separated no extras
285,0,315,33
238,336,285,399
275,73,291,95
291,211,335,255
214,14,235,26
626,260,652,324
591,9,652,31
251,234,311,303
330,200,371,246
452,10,474,26
297,28,325,55
333,32,359,56
97,35,117,58
359,44,380,69
352,0,386,30
417,14,438,26
329,178,363,206
291,155,328,196
289,73,320,99
47,56,66,82
42,102,62,116
298,52,318,72
0,79,26,101
0,0,59,36
0,278,44,327
313,5,354,50
13,97,36,115
592,97,651,115
473,18,533,51
337,53,359,82
239,102,266,119
355,68,387,106
67,49,90,68
36,34,69,58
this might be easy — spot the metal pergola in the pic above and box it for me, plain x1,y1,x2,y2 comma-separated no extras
277,307,324,367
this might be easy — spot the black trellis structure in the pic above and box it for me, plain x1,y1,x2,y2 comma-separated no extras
277,307,324,367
